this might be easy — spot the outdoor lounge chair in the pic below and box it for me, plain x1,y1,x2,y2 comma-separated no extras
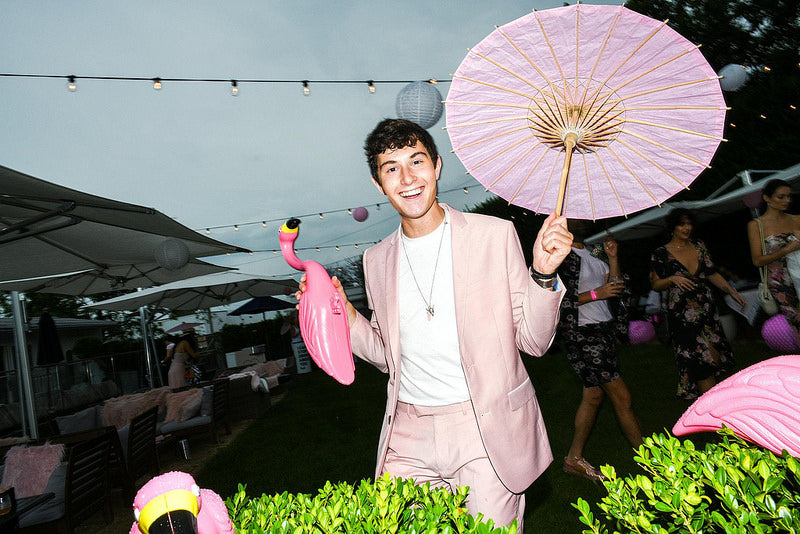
20,430,113,533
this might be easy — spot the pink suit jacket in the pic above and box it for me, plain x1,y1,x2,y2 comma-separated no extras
350,205,564,493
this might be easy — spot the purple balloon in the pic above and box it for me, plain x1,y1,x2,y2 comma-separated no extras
743,189,763,209
352,206,369,222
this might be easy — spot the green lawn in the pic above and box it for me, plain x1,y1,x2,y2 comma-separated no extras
198,338,781,533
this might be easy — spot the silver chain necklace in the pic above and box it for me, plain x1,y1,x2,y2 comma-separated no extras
401,219,447,321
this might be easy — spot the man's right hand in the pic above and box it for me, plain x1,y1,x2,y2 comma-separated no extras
295,274,358,325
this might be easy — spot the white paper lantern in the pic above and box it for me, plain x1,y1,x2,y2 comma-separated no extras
718,64,750,92
396,81,443,129
155,238,190,271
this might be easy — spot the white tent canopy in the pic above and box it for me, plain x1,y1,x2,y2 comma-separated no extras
586,163,800,243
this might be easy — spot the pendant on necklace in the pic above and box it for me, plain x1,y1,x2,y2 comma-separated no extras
426,305,434,320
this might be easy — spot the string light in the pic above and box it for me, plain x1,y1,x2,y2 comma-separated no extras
0,73,453,96
67,76,77,92
191,182,486,252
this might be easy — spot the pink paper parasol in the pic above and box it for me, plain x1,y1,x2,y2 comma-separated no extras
446,4,727,219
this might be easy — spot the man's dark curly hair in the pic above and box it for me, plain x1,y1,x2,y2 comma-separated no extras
364,119,439,184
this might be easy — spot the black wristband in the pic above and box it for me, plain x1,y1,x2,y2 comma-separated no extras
530,267,557,280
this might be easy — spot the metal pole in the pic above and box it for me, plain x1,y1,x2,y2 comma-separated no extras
11,291,38,440
139,306,155,389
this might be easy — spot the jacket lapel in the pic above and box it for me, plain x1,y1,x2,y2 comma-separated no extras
384,229,401,373
446,206,470,344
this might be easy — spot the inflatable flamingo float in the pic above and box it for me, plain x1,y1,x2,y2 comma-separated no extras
279,218,354,385
673,355,800,458
130,471,233,534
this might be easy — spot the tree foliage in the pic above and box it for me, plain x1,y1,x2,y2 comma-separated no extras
625,0,800,200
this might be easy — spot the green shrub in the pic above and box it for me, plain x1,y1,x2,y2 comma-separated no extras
227,473,514,533
574,429,800,533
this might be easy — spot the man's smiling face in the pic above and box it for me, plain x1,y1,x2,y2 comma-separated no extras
373,140,443,236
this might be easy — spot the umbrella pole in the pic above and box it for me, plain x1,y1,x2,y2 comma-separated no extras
139,306,156,389
11,291,38,440
554,132,578,216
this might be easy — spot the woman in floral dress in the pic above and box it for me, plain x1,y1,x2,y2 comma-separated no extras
747,179,800,340
650,209,746,399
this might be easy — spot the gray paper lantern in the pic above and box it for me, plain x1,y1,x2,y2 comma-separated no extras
396,81,443,129
155,238,190,271
718,64,750,92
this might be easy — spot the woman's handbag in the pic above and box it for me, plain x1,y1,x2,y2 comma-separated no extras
756,218,780,315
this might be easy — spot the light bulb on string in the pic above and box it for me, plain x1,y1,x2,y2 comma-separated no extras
316,247,321,252
428,78,438,84
354,244,359,249
319,213,324,219
335,246,340,251
261,221,267,227
367,80,375,94
231,80,239,96
153,78,162,90
302,81,310,96
205,228,211,234
67,76,77,92
463,188,469,194
347,208,352,215
234,224,239,231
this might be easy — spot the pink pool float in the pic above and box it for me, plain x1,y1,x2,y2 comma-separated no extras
280,218,354,385
130,471,233,534
673,355,800,458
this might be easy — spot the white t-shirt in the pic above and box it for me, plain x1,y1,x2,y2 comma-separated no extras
397,212,470,406
573,246,614,326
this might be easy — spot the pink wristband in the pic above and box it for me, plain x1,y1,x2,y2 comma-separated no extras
590,290,598,301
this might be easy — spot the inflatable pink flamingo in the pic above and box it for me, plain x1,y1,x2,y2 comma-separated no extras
279,218,354,385
673,355,800,458
130,471,233,534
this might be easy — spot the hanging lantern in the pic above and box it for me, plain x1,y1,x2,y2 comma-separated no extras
352,206,369,222
718,64,750,92
154,239,190,271
396,81,443,129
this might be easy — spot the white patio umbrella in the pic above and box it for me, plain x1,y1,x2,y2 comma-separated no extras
0,164,246,288
0,164,249,439
85,272,299,312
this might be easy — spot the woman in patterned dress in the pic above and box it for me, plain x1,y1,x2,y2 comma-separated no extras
650,209,746,399
747,179,800,340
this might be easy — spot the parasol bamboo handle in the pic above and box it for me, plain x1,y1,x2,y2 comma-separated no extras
554,132,578,216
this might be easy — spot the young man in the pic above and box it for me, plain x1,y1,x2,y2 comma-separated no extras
298,119,572,528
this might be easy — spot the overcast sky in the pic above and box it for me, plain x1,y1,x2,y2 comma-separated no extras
0,0,623,280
